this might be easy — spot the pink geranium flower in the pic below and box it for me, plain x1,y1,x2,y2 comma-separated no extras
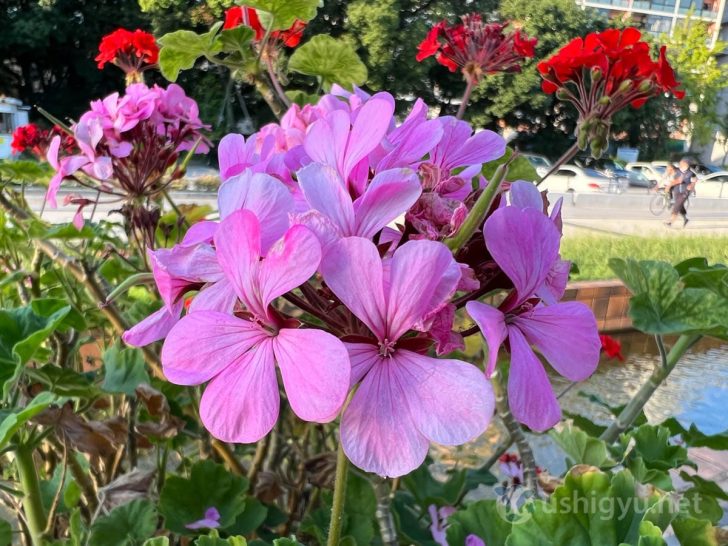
160,210,350,442
321,237,494,477
466,206,600,431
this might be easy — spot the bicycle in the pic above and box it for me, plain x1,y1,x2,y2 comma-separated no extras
649,188,691,216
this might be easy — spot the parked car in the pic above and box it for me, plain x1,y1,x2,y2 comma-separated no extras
522,153,553,178
625,162,664,183
540,165,624,193
574,156,633,188
696,171,728,198
624,170,655,189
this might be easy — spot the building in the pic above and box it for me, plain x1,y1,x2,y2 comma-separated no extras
0,97,30,159
577,0,728,164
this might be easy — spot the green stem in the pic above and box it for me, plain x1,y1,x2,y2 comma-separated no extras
445,162,508,253
600,334,701,444
16,446,46,546
327,435,349,546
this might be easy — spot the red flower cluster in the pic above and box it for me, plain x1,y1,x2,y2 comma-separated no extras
11,124,75,159
96,28,159,81
223,6,306,48
599,334,625,362
537,28,684,156
416,15,536,83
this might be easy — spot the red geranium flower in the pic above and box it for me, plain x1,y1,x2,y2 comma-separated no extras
537,28,684,156
96,28,159,83
416,15,537,83
599,334,625,362
11,124,75,160
223,5,305,48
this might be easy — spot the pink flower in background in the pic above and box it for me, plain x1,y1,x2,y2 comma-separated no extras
322,237,494,477
161,210,350,442
466,206,600,431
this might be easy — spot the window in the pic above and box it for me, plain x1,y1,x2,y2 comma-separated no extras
557,169,576,177
0,113,12,133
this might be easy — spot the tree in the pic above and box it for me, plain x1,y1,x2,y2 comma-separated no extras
663,15,728,148
0,0,149,120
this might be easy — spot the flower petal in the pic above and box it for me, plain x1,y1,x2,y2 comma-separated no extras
386,240,460,340
123,300,183,347
507,326,561,432
304,110,350,174
513,302,600,382
188,279,238,313
298,163,356,235
258,225,321,313
393,349,494,445
199,339,279,443
509,181,544,211
343,96,395,179
465,301,508,377
484,206,560,307
353,168,422,239
218,133,253,180
161,311,268,385
341,360,429,477
217,171,294,252
273,328,350,423
214,209,264,317
321,237,387,339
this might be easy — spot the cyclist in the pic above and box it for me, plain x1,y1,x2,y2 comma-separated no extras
664,158,697,227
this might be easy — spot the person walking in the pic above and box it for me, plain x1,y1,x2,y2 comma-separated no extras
664,158,697,227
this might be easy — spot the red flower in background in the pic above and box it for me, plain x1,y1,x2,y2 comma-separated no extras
223,6,306,48
599,334,625,362
537,28,684,156
11,124,75,160
96,28,159,82
416,15,536,83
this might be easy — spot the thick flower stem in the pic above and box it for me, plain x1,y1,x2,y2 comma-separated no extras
445,162,508,253
493,372,539,496
327,436,349,546
536,142,579,186
16,446,46,546
456,77,477,120
374,478,397,546
600,334,701,444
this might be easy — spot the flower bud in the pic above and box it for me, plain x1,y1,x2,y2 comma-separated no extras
617,79,632,93
598,95,611,106
590,67,602,84
638,80,653,93
555,88,570,101
577,126,589,150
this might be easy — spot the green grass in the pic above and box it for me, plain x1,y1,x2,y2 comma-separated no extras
561,235,728,280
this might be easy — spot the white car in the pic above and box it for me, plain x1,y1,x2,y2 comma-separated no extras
625,162,665,183
522,153,553,178
696,171,728,198
540,165,623,193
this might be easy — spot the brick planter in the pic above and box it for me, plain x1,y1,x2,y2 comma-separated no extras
562,280,632,332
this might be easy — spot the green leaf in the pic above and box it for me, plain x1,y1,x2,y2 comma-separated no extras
609,259,728,336
227,497,268,535
0,159,52,182
157,23,224,81
27,365,97,398
272,540,305,546
31,298,86,331
482,147,538,183
0,519,11,546
671,515,718,546
88,499,157,546
0,305,71,392
661,418,728,450
245,0,318,29
446,500,513,546
159,459,248,534
288,35,368,91
101,345,150,396
0,391,56,448
196,535,247,546
622,425,689,472
285,90,321,106
551,425,615,468
219,26,255,56
343,471,377,546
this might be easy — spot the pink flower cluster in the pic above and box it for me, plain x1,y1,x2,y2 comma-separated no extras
47,83,209,211
125,87,600,478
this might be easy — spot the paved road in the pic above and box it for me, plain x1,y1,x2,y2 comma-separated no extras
20,187,728,238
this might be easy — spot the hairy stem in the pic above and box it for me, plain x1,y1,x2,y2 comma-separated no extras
16,446,46,546
445,162,508,252
493,372,539,496
536,142,579,186
211,439,246,476
456,77,477,120
600,334,701,444
374,478,397,546
327,435,349,546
